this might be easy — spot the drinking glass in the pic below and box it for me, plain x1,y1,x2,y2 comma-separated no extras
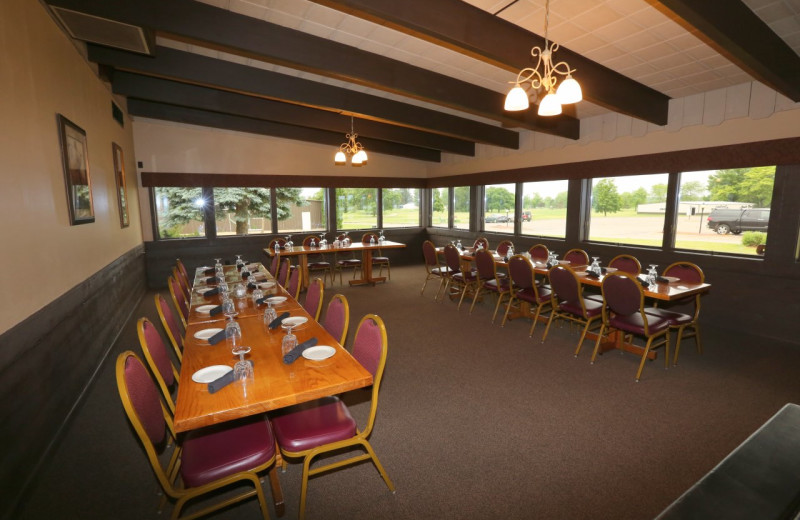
590,257,601,275
251,286,264,304
281,325,297,356
343,231,350,246
263,302,277,328
369,234,376,245
233,283,247,299
456,239,462,251
378,229,385,242
218,281,229,299
222,298,236,319
232,344,253,382
507,245,514,259
235,254,244,269
319,233,327,247
214,258,222,270
286,235,293,249
647,264,658,286
224,313,241,346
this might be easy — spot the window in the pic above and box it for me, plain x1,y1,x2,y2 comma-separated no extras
213,187,272,236
521,180,568,238
676,167,775,256
382,188,420,228
336,188,377,230
453,186,470,230
588,173,669,247
277,187,326,233
154,187,206,239
484,183,516,232
431,187,449,227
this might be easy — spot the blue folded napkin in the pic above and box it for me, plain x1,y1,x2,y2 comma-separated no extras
256,296,268,305
241,270,251,279
586,271,600,278
283,337,319,364
247,282,257,290
268,311,290,329
203,287,219,297
208,370,234,394
637,276,649,286
203,268,215,275
208,329,227,345
205,276,218,284
209,305,223,316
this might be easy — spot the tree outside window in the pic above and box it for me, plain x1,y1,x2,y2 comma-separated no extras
453,186,471,230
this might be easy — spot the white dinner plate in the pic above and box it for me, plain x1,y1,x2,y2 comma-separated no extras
575,271,589,276
195,304,218,314
246,263,259,270
194,328,224,341
558,260,571,264
266,296,287,305
257,281,276,290
192,365,232,383
661,276,681,283
604,267,618,273
302,345,336,361
281,316,308,328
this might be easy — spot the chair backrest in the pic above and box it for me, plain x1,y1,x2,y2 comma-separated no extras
473,237,489,250
268,237,286,250
137,317,180,413
601,272,655,335
422,240,439,270
116,351,175,495
529,244,549,262
548,265,583,310
287,266,301,299
173,266,191,300
323,294,350,346
361,232,379,243
609,254,641,275
564,248,590,266
302,235,318,248
269,252,280,276
154,294,183,362
508,255,535,291
303,278,324,321
664,261,704,310
167,275,188,327
277,258,290,287
351,314,388,438
443,244,463,274
474,248,498,282
496,240,514,256
176,259,190,286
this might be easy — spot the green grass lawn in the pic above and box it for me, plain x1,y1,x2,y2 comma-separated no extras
590,236,758,255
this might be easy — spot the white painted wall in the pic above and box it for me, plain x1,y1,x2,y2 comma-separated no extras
0,0,142,334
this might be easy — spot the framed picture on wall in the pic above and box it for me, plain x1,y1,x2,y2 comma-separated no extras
57,114,94,225
112,142,129,227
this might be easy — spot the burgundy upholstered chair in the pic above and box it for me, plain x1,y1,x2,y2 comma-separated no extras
362,232,391,279
442,243,478,309
287,265,302,300
644,262,704,366
270,315,395,520
322,294,350,346
528,244,550,263
586,254,643,303
302,235,333,285
502,255,552,337
277,258,290,287
303,277,324,321
137,317,180,413
420,240,450,300
176,258,191,284
564,248,590,267
116,351,276,520
167,275,188,328
472,237,490,250
469,249,512,323
172,266,191,301
591,272,671,381
155,294,184,363
496,240,514,257
542,264,604,356
268,252,280,277
267,237,287,251
333,233,362,284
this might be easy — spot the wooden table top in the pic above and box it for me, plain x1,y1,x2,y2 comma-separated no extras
264,240,406,257
173,265,373,433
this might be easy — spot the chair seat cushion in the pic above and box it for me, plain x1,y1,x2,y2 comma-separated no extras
431,267,451,276
337,259,362,266
484,278,510,292
308,261,331,269
644,307,693,326
517,286,551,304
271,396,356,453
585,294,603,303
453,271,476,282
372,257,389,263
559,298,603,318
609,312,670,336
181,416,276,488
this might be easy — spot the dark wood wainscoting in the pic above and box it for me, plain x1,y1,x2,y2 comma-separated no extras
144,228,428,289
0,245,146,518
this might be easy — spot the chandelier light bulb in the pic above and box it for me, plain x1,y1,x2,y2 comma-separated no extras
504,84,530,111
556,75,582,104
334,150,347,165
537,90,562,116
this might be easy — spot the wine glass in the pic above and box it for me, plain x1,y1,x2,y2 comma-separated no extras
222,297,236,319
251,285,264,304
218,280,229,299
549,253,559,267
281,324,297,357
233,282,247,299
263,302,277,328
214,257,222,270
235,254,244,269
378,229,385,242
647,264,658,286
590,257,601,275
231,344,253,382
224,313,241,345
285,234,293,250
456,239,462,251
343,231,350,246
319,232,327,247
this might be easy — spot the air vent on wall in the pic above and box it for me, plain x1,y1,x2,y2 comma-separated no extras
50,6,152,55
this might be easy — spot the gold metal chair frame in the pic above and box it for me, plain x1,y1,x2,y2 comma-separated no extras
657,261,704,365
303,235,334,286
323,294,350,347
440,244,477,309
362,232,391,279
137,317,180,414
590,271,671,382
155,294,183,363
541,265,603,356
116,351,275,520
287,265,303,300
420,240,449,300
501,255,552,337
168,275,188,328
304,277,324,321
469,249,511,323
277,314,395,520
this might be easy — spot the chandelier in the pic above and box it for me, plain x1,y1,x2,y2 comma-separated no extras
334,116,368,166
504,0,582,116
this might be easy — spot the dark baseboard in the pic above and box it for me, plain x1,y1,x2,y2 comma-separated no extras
0,245,146,520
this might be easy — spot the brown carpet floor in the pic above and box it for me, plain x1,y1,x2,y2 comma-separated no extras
16,265,800,520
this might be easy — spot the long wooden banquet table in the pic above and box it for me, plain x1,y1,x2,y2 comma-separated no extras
443,247,711,360
175,263,373,514
264,240,406,287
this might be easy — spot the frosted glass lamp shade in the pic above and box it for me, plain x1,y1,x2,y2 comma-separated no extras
504,85,530,111
556,76,582,104
537,91,562,116
334,151,346,165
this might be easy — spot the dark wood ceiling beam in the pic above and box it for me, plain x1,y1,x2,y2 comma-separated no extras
113,72,475,156
652,0,800,101
44,0,579,138
306,0,671,125
87,44,518,149
127,99,441,163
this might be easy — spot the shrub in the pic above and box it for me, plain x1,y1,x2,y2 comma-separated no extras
742,231,766,247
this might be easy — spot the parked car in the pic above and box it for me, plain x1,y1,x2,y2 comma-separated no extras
485,214,510,223
706,207,770,234
521,211,532,222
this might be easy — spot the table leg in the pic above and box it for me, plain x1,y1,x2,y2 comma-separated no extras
587,329,658,360
268,460,285,517
350,249,387,286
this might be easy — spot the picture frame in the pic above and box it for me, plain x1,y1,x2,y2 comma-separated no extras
57,114,94,225
112,142,130,227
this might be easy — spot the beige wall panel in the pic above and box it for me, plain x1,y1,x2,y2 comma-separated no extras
0,0,142,334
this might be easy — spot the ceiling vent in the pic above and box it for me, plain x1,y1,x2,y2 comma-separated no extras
50,6,152,55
